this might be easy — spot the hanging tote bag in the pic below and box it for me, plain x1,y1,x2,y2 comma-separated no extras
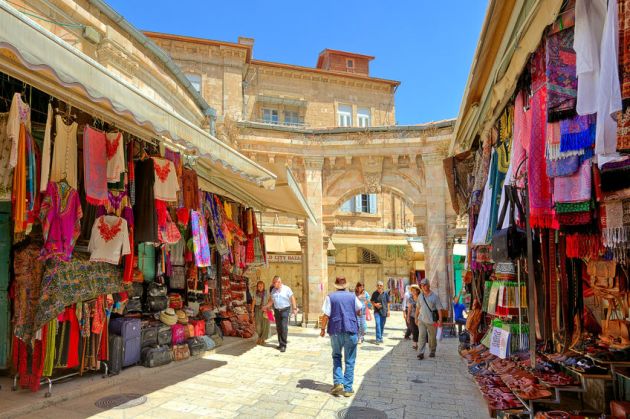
492,185,526,262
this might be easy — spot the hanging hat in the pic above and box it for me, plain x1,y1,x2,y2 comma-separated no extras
176,309,188,324
160,308,177,326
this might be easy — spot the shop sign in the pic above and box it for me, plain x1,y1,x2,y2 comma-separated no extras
268,254,302,264
489,327,510,359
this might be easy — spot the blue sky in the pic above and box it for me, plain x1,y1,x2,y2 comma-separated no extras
107,0,487,125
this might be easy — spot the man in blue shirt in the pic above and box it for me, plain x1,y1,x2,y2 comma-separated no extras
320,277,362,397
265,276,297,352
453,289,468,335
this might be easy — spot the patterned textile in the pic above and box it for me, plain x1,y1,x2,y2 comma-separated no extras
528,44,557,228
191,210,211,267
553,160,592,203
546,27,578,121
617,107,630,151
555,200,593,213
0,113,13,200
557,211,592,225
547,155,580,177
13,242,45,341
495,262,516,276
34,253,123,333
620,0,630,105
565,233,604,258
206,194,230,256
486,110,512,241
601,199,630,254
560,114,596,151
83,126,108,206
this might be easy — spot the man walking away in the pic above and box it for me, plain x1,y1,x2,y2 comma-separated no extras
266,276,297,352
415,278,443,359
320,277,362,397
370,281,390,344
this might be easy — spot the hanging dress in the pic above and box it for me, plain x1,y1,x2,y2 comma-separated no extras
50,115,78,189
106,132,125,182
134,159,158,243
39,181,83,261
191,210,211,267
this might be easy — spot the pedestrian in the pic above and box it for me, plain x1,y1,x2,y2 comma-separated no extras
453,288,468,335
408,284,421,350
402,285,412,340
370,280,390,344
265,276,297,352
354,282,370,343
251,280,270,345
415,278,443,359
320,276,362,397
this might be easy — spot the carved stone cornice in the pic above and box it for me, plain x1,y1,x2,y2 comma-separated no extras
359,156,384,194
97,39,139,77
303,157,324,171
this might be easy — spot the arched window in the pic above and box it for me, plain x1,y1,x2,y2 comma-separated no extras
339,193,377,214
359,248,380,264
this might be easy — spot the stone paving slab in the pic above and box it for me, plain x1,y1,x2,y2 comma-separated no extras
4,315,490,418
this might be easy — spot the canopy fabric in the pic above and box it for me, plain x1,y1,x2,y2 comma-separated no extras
0,3,275,188
197,161,316,223
332,236,410,246
264,235,301,253
409,241,425,253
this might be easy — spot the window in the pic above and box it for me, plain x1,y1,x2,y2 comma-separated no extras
262,108,279,124
337,104,352,127
357,107,371,127
185,73,201,93
284,110,300,125
360,248,380,264
346,59,355,71
339,193,377,214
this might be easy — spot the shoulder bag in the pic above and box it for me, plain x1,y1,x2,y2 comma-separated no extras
492,185,526,262
421,293,439,323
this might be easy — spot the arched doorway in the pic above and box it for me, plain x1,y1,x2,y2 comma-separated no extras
330,246,383,293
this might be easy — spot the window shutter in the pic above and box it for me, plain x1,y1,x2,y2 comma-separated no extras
354,195,362,212
369,194,377,214
340,199,352,212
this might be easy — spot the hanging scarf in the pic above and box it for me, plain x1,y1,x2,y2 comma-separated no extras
565,233,604,259
191,210,211,267
555,200,593,213
620,0,630,107
553,160,592,203
486,111,512,241
601,199,630,252
560,114,596,152
546,26,578,121
557,211,592,225
83,126,108,206
528,44,557,228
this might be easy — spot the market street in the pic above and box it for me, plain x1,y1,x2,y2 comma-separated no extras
11,316,489,419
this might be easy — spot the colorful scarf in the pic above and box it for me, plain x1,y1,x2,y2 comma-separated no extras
557,211,591,225
620,0,630,106
617,107,630,151
601,199,630,255
565,233,604,258
553,160,592,203
191,210,211,267
83,126,108,206
546,26,578,121
560,114,595,152
555,200,593,213
528,44,557,228
547,155,579,178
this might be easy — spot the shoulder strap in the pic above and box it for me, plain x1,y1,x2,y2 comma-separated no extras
421,293,432,311
496,187,511,230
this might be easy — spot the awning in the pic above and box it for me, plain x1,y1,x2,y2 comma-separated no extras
409,241,425,253
264,235,301,253
197,161,317,223
332,236,410,246
0,3,275,188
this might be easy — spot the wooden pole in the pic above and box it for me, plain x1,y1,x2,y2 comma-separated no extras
523,181,537,369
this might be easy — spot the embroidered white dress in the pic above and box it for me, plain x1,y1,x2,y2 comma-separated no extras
106,131,125,182
88,215,131,265
152,157,179,202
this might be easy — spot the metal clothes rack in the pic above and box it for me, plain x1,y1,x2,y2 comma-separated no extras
11,363,108,398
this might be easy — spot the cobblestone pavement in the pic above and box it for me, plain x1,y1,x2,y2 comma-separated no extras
15,315,490,419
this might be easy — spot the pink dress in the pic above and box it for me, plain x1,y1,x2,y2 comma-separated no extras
39,182,83,261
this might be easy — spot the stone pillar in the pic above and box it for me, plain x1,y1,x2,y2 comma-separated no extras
422,153,449,306
298,232,309,326
303,157,327,323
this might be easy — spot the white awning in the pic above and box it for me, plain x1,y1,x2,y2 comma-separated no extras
409,241,425,253
265,235,301,253
197,161,316,223
0,3,275,188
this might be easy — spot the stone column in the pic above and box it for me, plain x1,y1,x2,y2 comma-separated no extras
303,157,327,323
298,232,309,326
422,153,449,306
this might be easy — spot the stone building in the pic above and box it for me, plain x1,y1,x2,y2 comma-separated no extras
146,32,458,323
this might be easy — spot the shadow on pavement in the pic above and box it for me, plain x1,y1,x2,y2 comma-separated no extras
296,379,331,394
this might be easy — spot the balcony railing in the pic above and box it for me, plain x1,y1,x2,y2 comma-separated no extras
251,119,307,128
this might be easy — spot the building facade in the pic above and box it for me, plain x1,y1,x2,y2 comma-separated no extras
147,32,458,322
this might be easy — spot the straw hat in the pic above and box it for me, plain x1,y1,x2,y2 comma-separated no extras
160,308,177,326
333,277,348,290
176,309,188,324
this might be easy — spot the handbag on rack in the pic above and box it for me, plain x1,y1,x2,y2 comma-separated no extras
138,243,156,282
492,185,526,262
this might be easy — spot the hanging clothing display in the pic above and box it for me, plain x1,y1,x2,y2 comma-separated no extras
0,112,12,200
82,125,108,206
39,103,52,193
49,115,78,189
106,131,125,182
546,26,578,121
152,157,179,202
88,215,130,265
191,210,210,267
133,158,158,243
182,167,199,210
39,181,82,261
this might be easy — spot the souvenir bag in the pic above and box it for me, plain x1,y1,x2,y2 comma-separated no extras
169,266,186,289
172,343,190,361
146,279,168,312
492,185,526,262
266,309,275,322
158,210,182,244
601,307,630,345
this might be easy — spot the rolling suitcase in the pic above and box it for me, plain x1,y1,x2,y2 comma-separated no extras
108,334,123,375
141,346,172,368
122,335,141,367
110,317,141,340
